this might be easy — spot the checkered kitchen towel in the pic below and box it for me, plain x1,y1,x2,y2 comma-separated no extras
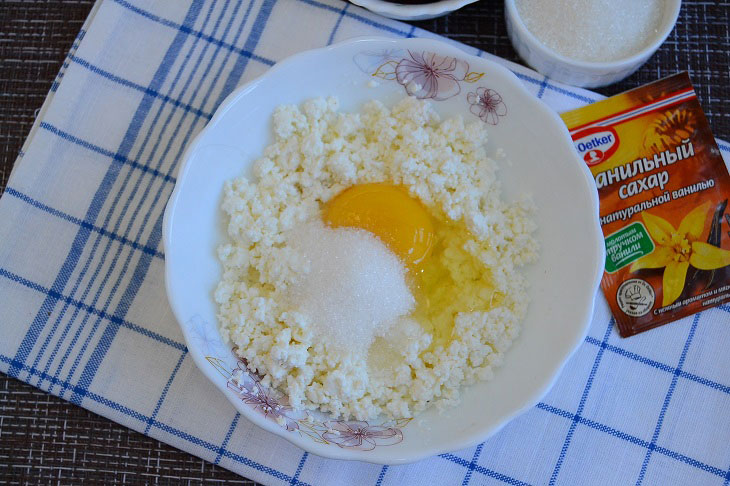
2,1,730,485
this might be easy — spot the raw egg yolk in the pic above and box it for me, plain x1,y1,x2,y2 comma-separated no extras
323,183,435,272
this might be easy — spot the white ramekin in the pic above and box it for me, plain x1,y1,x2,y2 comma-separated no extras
505,0,682,88
350,0,478,21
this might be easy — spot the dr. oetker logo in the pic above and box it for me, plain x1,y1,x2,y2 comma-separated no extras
571,126,619,167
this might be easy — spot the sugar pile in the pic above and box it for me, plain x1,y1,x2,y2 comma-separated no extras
515,0,664,62
287,221,415,356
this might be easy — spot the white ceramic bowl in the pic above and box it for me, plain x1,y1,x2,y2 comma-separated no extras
350,0,477,20
505,0,682,88
163,37,604,464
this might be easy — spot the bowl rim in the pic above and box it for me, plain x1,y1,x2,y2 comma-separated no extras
162,36,605,465
349,0,478,19
504,0,682,69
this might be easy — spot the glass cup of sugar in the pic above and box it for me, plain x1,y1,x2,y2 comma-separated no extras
505,0,681,88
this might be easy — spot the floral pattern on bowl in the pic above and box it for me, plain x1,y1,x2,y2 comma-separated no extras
354,49,507,125
468,87,508,125
206,355,408,450
187,307,410,451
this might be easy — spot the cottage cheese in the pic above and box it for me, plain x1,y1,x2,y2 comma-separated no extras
215,96,538,420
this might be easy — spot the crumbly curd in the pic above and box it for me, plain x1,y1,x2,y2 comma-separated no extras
215,96,538,420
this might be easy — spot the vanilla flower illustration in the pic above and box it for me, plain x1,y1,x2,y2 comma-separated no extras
631,201,730,306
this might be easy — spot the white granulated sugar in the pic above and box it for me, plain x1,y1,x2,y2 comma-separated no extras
287,221,414,356
515,0,664,62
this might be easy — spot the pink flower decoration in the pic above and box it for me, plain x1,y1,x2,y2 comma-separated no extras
321,420,403,451
221,355,407,448
467,87,507,125
395,51,469,100
226,359,304,431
